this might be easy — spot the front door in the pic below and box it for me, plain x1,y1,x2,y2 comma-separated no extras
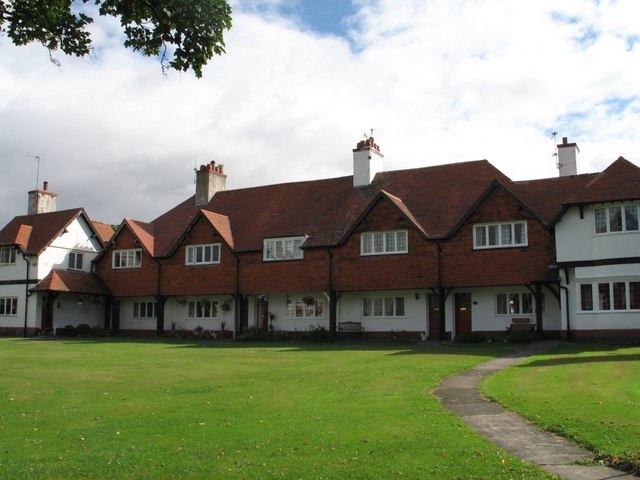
428,294,441,340
454,293,472,335
256,297,269,329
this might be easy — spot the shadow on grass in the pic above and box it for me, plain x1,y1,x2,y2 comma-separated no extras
519,351,640,367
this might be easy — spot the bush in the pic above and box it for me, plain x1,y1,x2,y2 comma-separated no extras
303,324,331,342
63,325,75,336
75,324,92,336
453,331,488,343
507,330,542,343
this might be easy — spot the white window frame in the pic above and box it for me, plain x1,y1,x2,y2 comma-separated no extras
112,249,142,269
578,281,640,312
0,246,16,265
594,204,639,234
133,301,157,318
496,292,542,316
474,222,527,249
362,296,406,318
263,236,304,261
285,297,325,318
185,244,221,265
0,297,18,316
360,230,408,256
68,252,84,270
188,300,220,319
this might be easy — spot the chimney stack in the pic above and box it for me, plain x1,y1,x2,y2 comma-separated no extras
353,136,384,187
195,161,227,205
27,181,57,215
557,137,579,177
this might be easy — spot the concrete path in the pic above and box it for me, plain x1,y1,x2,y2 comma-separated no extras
434,341,637,480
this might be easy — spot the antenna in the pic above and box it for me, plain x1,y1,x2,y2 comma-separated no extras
26,154,41,190
550,132,563,170
193,159,198,184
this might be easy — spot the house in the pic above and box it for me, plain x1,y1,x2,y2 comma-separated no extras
0,183,111,335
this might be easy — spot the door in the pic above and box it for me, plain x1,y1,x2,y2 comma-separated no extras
256,297,269,329
454,293,472,335
428,294,441,340
111,300,120,335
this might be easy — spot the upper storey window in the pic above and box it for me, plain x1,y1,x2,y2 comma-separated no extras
68,252,83,270
361,230,408,256
595,205,639,234
112,249,142,268
186,244,221,265
263,237,304,261
0,246,16,265
474,222,527,249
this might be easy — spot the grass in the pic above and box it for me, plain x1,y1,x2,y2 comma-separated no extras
0,337,555,480
481,343,640,474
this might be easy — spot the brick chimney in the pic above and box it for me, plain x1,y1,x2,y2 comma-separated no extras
27,181,57,214
353,136,384,187
557,137,579,177
195,161,226,205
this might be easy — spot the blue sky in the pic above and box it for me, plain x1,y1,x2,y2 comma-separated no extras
1,0,639,224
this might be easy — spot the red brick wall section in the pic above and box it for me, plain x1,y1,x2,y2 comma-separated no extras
160,216,237,296
332,200,439,291
94,228,158,297
441,188,556,287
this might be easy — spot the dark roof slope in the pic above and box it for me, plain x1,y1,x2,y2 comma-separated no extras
32,269,110,295
564,157,640,205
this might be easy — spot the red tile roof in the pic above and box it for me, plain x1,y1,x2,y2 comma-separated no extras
201,211,235,249
92,221,115,243
31,269,110,295
564,157,640,205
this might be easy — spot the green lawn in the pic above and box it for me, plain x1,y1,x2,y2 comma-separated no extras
0,338,554,480
481,343,640,474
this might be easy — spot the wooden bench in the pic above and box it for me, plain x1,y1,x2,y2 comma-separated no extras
338,321,364,339
508,318,535,332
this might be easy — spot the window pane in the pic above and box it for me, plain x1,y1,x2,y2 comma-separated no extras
496,294,507,314
630,282,640,310
613,282,627,310
373,298,383,316
514,223,526,244
395,297,405,316
384,297,394,316
275,241,284,258
580,284,593,311
625,206,639,231
488,225,499,245
187,246,194,264
196,246,203,263
362,234,372,254
385,232,395,252
609,206,622,232
475,226,486,247
522,293,533,314
363,298,372,317
509,293,520,314
315,300,323,317
266,241,274,259
134,250,142,266
296,300,304,317
598,283,611,310
373,233,384,253
396,231,407,252
501,224,512,245
595,208,607,233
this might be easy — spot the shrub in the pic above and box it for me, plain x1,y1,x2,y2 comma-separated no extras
507,330,542,343
453,331,488,343
63,325,75,336
75,324,92,336
303,324,331,342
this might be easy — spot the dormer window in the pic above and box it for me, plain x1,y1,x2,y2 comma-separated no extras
361,230,408,256
186,244,221,265
595,205,639,234
68,252,83,270
112,249,142,269
0,246,16,265
263,237,304,261
474,222,527,249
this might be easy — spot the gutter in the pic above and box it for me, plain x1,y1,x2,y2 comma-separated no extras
561,267,571,342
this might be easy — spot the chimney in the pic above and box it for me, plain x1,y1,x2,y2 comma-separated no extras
27,181,57,215
353,136,384,187
557,137,579,177
195,161,226,205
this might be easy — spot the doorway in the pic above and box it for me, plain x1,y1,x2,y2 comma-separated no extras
454,293,472,336
428,294,441,340
256,297,269,329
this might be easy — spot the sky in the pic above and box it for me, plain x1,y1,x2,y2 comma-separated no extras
1,0,639,226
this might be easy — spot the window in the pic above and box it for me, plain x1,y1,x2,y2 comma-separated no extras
68,252,83,270
285,297,324,318
263,237,304,261
595,205,639,233
362,296,405,317
186,244,220,265
496,293,534,315
474,222,527,249
133,301,156,318
0,297,18,316
188,300,219,319
0,246,16,265
361,230,408,256
580,281,640,311
112,249,142,268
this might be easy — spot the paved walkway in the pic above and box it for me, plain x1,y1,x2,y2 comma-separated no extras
434,341,637,480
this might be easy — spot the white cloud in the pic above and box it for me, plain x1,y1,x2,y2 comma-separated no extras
0,0,639,226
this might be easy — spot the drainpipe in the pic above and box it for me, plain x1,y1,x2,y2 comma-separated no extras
436,241,446,341
561,267,572,342
326,248,337,335
155,259,165,334
21,252,30,338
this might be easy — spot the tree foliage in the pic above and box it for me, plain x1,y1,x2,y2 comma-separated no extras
0,0,232,77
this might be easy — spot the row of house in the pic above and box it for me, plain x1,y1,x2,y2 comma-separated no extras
1,137,638,342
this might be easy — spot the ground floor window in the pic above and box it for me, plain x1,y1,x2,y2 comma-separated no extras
0,297,18,316
188,300,219,319
496,292,544,315
363,296,405,318
133,301,157,318
286,297,324,318
580,281,640,311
